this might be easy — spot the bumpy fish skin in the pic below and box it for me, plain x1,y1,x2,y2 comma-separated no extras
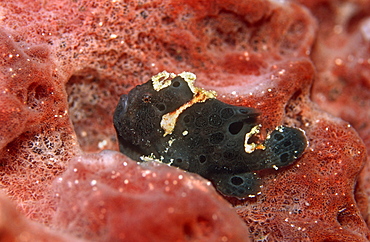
113,72,307,198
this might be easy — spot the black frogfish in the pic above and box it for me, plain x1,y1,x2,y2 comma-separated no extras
113,71,307,198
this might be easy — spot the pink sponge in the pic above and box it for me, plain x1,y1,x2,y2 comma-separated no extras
0,192,82,241
52,150,250,241
0,0,369,241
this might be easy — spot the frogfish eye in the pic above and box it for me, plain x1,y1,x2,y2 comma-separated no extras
142,94,152,103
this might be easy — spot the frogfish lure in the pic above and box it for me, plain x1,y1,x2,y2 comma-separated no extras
113,71,307,198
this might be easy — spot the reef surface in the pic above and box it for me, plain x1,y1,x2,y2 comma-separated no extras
0,0,369,241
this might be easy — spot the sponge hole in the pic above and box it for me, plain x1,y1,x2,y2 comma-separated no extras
27,83,50,110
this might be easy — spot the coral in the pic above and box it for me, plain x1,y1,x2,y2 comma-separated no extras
0,0,369,241
52,150,250,241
